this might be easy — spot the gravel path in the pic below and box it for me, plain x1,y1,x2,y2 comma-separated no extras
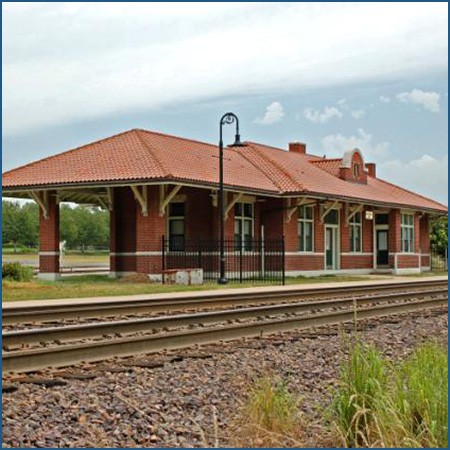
2,308,447,448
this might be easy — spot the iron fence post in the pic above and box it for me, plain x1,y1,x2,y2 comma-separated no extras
239,239,243,283
161,235,166,284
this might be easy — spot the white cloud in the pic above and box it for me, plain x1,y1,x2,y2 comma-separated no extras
303,106,343,124
254,101,285,125
379,95,391,103
321,128,389,160
380,154,448,204
396,89,441,113
351,109,365,119
3,2,448,134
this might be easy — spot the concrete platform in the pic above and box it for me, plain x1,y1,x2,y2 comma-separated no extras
3,275,447,310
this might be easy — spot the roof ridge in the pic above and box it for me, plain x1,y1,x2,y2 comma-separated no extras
371,176,448,210
133,129,172,178
241,143,301,192
245,141,287,153
135,128,218,149
2,128,137,177
311,158,342,163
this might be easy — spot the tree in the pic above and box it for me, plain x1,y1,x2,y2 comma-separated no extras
2,201,39,251
2,200,110,252
430,216,448,255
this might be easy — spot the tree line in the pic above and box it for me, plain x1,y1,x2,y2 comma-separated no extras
2,201,109,252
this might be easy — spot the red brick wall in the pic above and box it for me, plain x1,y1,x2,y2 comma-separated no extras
286,255,323,271
314,204,325,253
39,191,60,273
110,187,137,273
362,208,373,252
340,208,350,253
419,215,430,255
421,255,431,267
184,187,213,239
389,209,401,253
397,254,420,268
414,213,420,253
341,255,372,269
260,198,284,239
136,186,165,252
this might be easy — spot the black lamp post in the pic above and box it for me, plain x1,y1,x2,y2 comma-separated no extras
218,112,244,284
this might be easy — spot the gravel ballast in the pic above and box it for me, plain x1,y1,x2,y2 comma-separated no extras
2,308,448,448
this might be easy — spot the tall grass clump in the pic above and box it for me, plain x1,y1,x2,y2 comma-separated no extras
238,376,302,447
394,342,448,448
331,339,387,447
331,339,448,448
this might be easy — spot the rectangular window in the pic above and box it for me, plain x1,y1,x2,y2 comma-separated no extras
234,202,254,250
349,212,362,252
168,202,185,251
401,213,414,253
298,205,314,252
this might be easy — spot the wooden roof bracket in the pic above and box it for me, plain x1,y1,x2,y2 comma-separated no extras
345,203,364,226
29,191,49,219
285,197,308,223
225,193,244,219
320,200,339,223
106,187,114,211
159,184,182,217
210,190,218,208
131,185,148,217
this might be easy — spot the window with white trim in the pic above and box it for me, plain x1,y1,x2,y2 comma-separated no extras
168,202,185,251
234,203,254,250
298,205,314,252
349,212,362,252
401,213,414,253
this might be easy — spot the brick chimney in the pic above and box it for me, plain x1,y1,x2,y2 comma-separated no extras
366,163,376,178
289,142,306,154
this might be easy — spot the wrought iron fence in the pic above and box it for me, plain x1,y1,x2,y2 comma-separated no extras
431,245,448,272
162,236,285,285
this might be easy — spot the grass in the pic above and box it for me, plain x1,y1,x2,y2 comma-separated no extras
2,252,109,265
235,376,304,447
1,274,374,302
393,343,448,448
331,339,388,447
331,340,448,448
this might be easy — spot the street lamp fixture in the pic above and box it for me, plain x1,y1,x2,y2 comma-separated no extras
218,112,244,285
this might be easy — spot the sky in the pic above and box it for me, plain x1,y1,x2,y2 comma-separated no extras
2,2,448,205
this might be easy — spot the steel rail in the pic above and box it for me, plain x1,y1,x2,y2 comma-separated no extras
2,297,447,374
2,280,447,325
2,290,447,347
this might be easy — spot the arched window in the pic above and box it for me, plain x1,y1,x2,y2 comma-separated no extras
353,163,360,178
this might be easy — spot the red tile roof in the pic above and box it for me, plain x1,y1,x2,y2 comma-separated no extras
2,128,447,213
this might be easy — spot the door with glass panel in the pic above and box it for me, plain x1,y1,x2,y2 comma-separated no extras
376,230,389,266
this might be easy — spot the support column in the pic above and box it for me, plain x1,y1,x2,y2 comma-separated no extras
135,186,165,277
389,209,401,271
38,190,60,280
109,187,136,277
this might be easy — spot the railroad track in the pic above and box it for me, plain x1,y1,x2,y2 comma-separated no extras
2,283,447,374
3,279,447,325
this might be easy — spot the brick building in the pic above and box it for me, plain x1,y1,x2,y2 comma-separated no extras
2,128,447,280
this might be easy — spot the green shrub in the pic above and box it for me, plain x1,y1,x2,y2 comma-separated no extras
2,262,34,282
